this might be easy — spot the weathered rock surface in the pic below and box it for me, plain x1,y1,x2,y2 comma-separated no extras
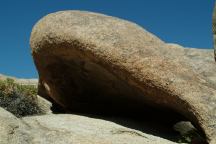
213,3,216,60
30,11,216,143
0,107,177,144
167,44,216,87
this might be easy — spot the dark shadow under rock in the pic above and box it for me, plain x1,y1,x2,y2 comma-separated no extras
50,99,206,143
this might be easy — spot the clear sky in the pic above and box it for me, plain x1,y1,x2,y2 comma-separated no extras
0,0,215,78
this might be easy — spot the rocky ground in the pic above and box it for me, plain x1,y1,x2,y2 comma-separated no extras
0,75,205,144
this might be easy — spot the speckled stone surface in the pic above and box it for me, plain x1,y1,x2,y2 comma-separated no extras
0,107,177,144
30,11,216,143
213,3,216,60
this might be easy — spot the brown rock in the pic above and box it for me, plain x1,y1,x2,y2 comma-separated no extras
30,11,216,143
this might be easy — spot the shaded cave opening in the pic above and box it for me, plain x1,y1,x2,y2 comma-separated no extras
38,57,207,143
49,96,207,143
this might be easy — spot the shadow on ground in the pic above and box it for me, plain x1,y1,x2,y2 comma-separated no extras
50,100,207,143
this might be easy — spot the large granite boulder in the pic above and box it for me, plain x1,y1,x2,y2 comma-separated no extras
0,107,177,144
30,11,216,143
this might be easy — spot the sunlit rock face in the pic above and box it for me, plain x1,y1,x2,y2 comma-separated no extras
0,107,180,144
31,11,216,143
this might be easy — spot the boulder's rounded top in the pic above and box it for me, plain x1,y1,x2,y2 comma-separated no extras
30,10,164,53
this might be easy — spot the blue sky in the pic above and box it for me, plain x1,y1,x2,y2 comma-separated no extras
0,0,215,78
